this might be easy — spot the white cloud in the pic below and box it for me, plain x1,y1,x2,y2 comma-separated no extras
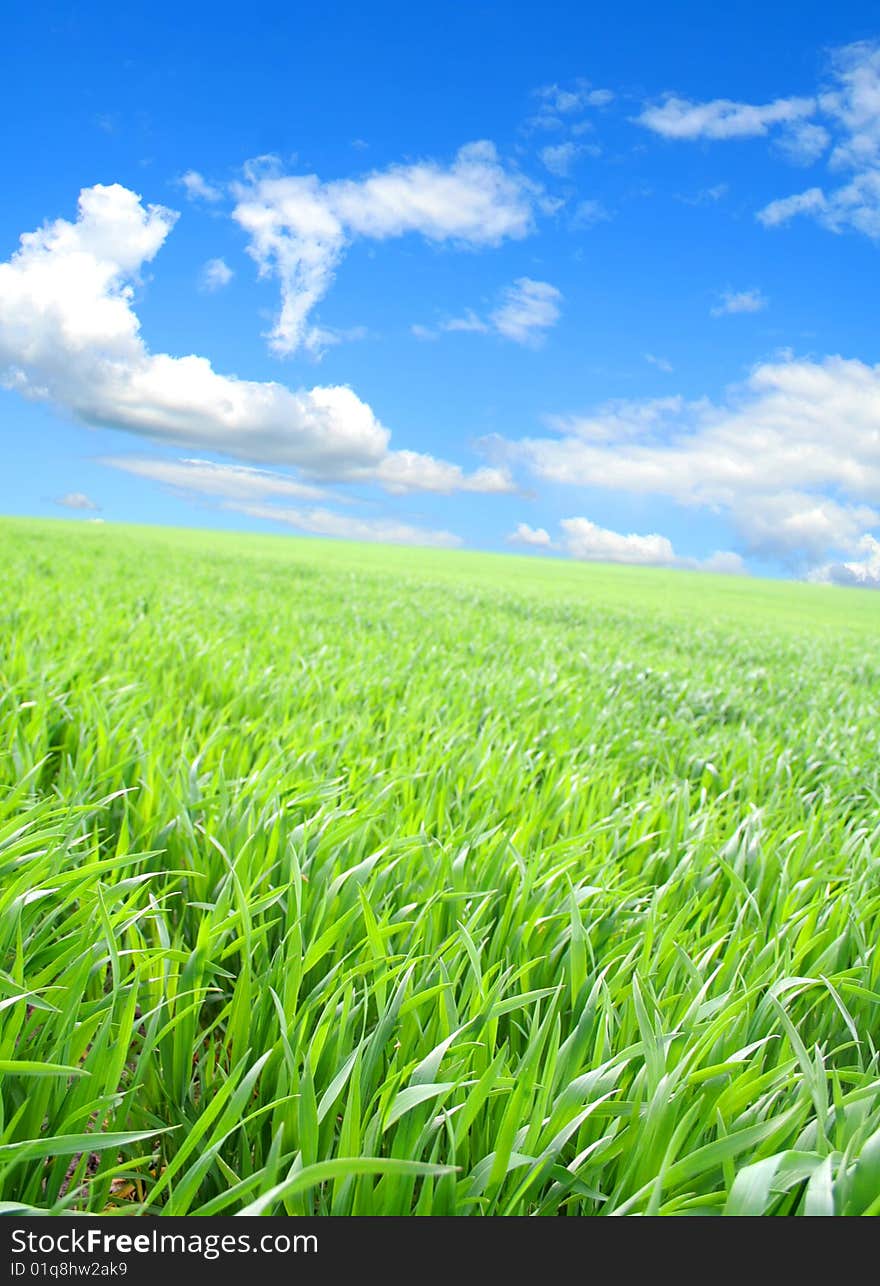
638,42,880,240
821,42,880,171
178,170,223,203
99,455,332,502
734,491,879,562
676,183,730,205
559,516,679,565
199,257,234,291
54,491,99,510
490,278,562,346
540,142,588,176
645,353,673,373
570,199,610,229
529,81,615,132
364,451,514,495
0,184,507,496
759,169,880,238
637,95,816,141
509,515,744,572
703,550,748,575
303,323,369,352
711,288,767,316
0,184,386,473
543,395,687,443
423,277,562,348
227,501,461,547
524,82,614,133
757,187,827,226
442,309,491,335
810,534,880,587
776,122,831,165
492,354,880,567
410,323,438,341
508,522,552,547
536,82,614,115
232,141,536,355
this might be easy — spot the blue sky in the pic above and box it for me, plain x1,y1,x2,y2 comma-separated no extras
2,0,879,584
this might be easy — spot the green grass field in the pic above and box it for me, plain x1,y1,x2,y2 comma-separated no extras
2,517,879,1216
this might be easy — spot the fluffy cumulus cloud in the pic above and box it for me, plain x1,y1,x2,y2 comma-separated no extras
232,142,537,355
510,515,744,571
561,517,680,564
735,492,879,562
0,184,509,508
810,534,880,588
638,42,880,240
492,354,880,572
508,522,552,547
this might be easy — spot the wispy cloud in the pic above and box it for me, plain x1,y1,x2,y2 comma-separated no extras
638,94,816,141
418,278,562,348
645,353,674,373
637,42,880,241
539,141,594,176
178,170,223,202
227,501,461,547
442,309,490,335
710,288,767,316
490,278,562,345
570,199,610,228
99,456,333,502
675,182,730,205
527,79,615,132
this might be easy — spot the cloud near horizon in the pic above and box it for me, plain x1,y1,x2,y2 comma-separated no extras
492,354,880,572
810,534,880,587
508,516,745,572
225,501,461,547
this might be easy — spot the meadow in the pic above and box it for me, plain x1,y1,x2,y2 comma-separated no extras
1,516,879,1216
